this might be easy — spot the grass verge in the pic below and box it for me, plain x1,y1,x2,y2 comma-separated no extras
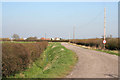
9,42,77,78
68,42,119,56
95,49,119,56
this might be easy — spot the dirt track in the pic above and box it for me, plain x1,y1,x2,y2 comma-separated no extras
61,43,118,78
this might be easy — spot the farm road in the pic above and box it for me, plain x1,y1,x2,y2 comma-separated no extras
61,43,118,78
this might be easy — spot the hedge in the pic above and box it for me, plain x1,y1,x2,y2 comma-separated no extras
70,38,119,50
2,41,48,77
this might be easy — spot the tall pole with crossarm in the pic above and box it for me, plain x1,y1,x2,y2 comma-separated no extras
104,8,106,49
45,33,46,40
73,25,75,43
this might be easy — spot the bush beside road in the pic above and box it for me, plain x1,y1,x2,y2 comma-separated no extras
9,42,77,78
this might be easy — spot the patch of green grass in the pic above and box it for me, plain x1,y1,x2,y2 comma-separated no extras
95,49,120,56
10,42,77,78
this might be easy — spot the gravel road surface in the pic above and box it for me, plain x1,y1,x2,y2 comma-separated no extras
61,43,118,78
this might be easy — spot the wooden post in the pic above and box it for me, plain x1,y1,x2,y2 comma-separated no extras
69,33,70,43
45,33,46,40
73,25,75,43
104,8,106,49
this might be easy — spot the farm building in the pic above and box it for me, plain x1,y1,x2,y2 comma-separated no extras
51,37,61,40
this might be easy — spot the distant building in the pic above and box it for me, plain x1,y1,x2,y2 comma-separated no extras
40,37,51,40
55,37,61,40
46,38,51,40
51,38,55,40
41,37,45,40
51,37,61,40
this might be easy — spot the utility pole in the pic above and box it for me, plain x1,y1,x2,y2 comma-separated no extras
69,33,70,42
104,8,106,49
45,33,46,40
73,25,75,43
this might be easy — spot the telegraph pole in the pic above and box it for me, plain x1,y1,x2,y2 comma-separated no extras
69,33,70,42
73,25,75,43
45,33,46,40
103,8,106,49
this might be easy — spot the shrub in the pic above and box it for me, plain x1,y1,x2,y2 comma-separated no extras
2,41,48,77
105,38,118,50
71,38,119,50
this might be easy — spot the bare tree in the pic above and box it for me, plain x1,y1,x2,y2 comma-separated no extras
26,36,37,40
12,34,20,40
110,35,112,38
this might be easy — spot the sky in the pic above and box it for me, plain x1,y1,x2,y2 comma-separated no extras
2,2,118,39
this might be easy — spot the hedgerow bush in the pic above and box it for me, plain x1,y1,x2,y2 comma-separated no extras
105,38,119,50
71,38,119,50
2,41,48,77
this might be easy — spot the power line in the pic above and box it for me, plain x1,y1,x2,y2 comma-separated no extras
78,9,103,28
